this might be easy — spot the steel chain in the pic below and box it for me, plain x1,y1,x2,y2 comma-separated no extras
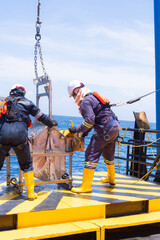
34,0,48,79
34,42,38,79
38,41,47,77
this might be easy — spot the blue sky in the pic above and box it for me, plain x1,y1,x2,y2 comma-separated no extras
0,0,156,122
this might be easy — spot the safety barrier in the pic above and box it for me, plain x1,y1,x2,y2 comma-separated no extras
115,128,160,182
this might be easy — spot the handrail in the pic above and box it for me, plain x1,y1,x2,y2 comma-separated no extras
120,127,160,134
115,127,160,182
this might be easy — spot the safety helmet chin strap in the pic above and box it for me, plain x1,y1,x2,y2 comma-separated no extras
72,84,85,98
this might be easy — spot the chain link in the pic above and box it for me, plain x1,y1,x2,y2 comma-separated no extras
38,41,47,77
34,42,38,79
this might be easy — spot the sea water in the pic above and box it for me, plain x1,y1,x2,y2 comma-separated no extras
0,115,156,180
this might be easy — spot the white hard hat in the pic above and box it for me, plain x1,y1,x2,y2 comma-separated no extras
68,80,84,96
11,84,26,92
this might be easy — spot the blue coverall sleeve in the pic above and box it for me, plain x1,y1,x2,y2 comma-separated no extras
76,97,95,133
22,99,57,128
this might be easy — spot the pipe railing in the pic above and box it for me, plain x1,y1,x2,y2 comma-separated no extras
115,128,160,182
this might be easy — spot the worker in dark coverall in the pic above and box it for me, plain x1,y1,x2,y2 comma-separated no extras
0,84,58,200
68,80,120,193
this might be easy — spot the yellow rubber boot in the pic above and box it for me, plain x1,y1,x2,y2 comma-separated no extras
101,164,116,185
71,168,95,193
24,172,38,201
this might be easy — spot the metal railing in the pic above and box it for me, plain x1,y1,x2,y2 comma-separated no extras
115,128,160,182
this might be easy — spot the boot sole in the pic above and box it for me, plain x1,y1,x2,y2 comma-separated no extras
71,188,92,193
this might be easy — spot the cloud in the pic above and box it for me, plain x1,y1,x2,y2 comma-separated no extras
0,19,156,121
0,56,33,80
0,34,33,47
0,19,154,67
42,20,154,65
46,59,155,92
0,54,154,93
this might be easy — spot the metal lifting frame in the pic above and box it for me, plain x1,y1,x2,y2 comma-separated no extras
35,75,52,118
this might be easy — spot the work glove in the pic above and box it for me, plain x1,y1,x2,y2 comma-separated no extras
68,127,77,134
82,132,88,138
38,114,58,128
48,120,58,133
52,119,58,126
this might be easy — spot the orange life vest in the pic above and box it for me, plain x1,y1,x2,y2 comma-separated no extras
0,99,7,120
93,92,110,105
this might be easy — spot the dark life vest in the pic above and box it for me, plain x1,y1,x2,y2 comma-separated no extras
0,96,32,128
5,97,23,122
